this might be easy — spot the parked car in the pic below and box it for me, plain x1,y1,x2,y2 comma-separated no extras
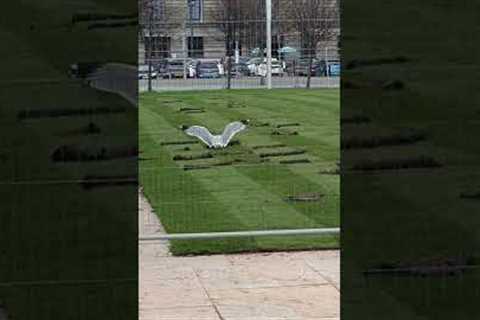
246,58,263,76
230,63,251,77
326,60,340,76
292,58,325,76
196,62,221,78
155,60,169,78
165,59,187,78
256,58,284,77
138,64,158,79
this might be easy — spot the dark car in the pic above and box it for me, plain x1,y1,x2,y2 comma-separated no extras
155,60,169,78
196,62,221,79
230,63,250,77
292,58,325,76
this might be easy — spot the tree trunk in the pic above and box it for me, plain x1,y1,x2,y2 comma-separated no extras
306,55,313,89
147,16,153,92
227,56,232,90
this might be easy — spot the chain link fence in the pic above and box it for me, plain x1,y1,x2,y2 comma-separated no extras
139,0,340,92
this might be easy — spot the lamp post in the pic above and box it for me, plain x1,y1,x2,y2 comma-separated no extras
266,0,272,89
184,0,195,79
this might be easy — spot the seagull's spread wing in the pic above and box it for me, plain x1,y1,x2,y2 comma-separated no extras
184,126,215,148
221,121,247,147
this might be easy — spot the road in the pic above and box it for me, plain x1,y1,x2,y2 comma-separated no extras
139,76,340,92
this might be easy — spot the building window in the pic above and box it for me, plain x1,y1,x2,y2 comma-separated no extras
188,36,204,58
145,36,171,61
188,0,203,21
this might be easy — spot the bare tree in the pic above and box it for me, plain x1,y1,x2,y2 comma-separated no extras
139,0,174,91
286,0,339,88
216,0,246,89
139,0,156,91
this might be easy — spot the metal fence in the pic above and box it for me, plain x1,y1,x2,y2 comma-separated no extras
139,0,340,92
138,0,340,243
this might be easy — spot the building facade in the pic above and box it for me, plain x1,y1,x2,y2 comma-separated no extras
139,0,339,65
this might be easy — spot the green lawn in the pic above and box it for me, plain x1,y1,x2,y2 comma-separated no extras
140,89,340,255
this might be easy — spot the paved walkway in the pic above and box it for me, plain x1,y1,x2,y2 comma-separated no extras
139,191,340,320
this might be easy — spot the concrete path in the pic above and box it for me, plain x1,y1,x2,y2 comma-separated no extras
139,191,340,320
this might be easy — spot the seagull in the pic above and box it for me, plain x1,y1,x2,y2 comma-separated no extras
184,120,249,149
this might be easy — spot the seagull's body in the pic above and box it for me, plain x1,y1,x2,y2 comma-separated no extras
184,121,248,148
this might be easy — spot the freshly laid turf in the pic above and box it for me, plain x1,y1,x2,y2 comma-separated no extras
140,89,340,255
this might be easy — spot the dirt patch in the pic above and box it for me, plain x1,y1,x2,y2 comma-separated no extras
382,80,405,90
364,255,476,277
272,129,298,136
61,122,101,136
259,149,306,158
280,159,311,164
341,115,371,124
81,175,137,189
179,107,204,113
319,167,340,175
342,130,426,149
252,143,286,149
161,140,199,146
460,191,480,200
350,156,442,171
18,106,126,120
183,160,239,171
227,101,246,109
346,56,411,70
173,153,213,161
276,123,301,128
285,192,323,202
252,121,270,127
51,145,137,162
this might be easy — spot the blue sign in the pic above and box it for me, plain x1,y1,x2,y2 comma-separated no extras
328,63,341,76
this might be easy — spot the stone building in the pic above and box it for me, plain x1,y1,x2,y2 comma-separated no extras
139,0,339,64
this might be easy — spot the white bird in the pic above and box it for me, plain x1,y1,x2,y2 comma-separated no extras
184,121,248,148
